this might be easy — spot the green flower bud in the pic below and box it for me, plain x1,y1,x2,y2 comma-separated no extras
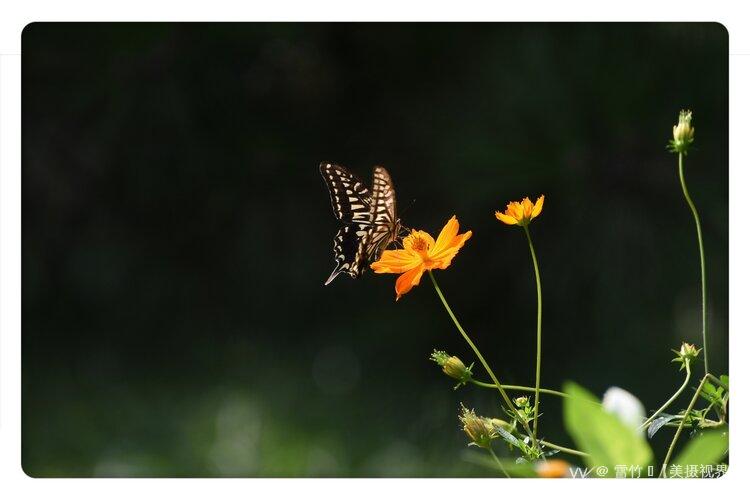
430,350,473,387
514,396,530,408
459,405,496,449
672,342,701,370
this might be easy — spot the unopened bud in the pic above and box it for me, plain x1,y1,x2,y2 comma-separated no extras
668,109,695,154
459,405,496,449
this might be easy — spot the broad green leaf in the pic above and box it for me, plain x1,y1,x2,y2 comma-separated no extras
673,430,728,468
563,381,653,475
720,375,729,389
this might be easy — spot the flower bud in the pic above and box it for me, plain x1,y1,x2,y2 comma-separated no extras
430,350,473,387
680,342,700,359
459,405,496,449
672,342,701,370
514,396,530,408
668,109,695,154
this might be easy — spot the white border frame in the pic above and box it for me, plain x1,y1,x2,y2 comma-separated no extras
2,1,749,497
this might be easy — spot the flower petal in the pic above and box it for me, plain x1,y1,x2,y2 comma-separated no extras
395,264,425,300
430,230,473,268
531,195,545,219
433,216,460,255
510,202,524,220
522,197,534,218
495,211,518,225
371,249,421,274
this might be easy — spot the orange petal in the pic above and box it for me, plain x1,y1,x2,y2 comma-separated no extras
509,202,524,220
371,249,421,274
433,216,460,255
495,211,518,225
394,264,425,300
522,197,534,218
531,195,545,219
430,230,472,268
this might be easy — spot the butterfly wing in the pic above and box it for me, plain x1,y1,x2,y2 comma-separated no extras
325,222,372,285
320,162,374,284
319,162,372,224
320,162,400,285
364,166,399,261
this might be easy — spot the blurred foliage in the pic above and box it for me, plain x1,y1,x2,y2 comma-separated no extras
563,382,652,475
22,23,727,477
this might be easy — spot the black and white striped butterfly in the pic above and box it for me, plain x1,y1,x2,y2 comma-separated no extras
319,162,404,285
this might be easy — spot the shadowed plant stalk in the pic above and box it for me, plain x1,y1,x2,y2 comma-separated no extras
678,152,708,374
669,110,708,374
523,225,543,444
638,358,692,431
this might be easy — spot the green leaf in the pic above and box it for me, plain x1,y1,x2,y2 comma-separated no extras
720,374,729,390
492,424,521,449
647,414,680,439
563,381,653,475
673,430,728,468
702,382,717,396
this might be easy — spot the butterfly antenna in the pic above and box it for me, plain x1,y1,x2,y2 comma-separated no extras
398,198,417,234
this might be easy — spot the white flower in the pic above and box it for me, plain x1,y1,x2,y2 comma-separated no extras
602,387,646,435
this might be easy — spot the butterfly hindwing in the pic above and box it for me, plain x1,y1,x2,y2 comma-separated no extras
324,223,371,285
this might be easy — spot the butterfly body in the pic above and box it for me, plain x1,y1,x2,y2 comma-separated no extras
320,162,402,285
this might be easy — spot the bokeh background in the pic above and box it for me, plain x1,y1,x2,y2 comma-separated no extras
22,23,728,477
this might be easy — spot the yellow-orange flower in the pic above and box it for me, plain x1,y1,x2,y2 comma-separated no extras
370,216,472,300
535,459,571,478
495,195,545,226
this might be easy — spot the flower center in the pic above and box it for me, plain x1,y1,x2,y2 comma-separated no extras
411,236,429,252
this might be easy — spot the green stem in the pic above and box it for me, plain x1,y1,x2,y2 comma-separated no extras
539,440,589,458
678,152,708,375
638,360,692,431
488,447,511,478
523,225,543,445
660,374,709,477
428,270,539,452
470,379,568,399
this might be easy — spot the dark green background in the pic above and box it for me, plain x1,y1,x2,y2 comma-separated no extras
22,23,728,477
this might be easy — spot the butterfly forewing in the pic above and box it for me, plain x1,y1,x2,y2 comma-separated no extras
319,163,372,224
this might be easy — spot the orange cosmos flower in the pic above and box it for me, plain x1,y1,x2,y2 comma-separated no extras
495,195,545,226
535,459,572,478
370,216,472,300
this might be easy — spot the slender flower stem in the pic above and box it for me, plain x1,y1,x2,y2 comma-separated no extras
488,447,511,478
678,152,708,375
638,360,692,431
523,225,543,445
469,379,568,399
428,270,540,451
539,440,589,458
660,374,709,477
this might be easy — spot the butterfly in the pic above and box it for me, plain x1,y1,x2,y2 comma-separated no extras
319,162,405,285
